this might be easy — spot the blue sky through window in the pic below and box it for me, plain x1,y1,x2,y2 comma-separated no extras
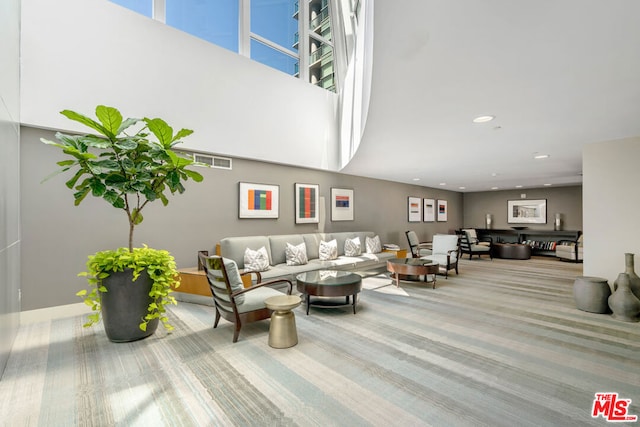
110,0,152,17
167,0,239,52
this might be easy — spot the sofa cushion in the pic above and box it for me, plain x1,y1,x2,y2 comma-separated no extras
269,234,304,265
319,239,338,260
302,233,325,260
366,235,382,253
286,242,308,266
244,246,270,272
220,236,271,269
345,237,362,256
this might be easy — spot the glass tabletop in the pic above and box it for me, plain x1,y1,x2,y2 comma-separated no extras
296,270,361,285
387,258,438,267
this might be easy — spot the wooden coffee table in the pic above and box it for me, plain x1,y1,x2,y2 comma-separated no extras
387,258,439,288
296,270,362,315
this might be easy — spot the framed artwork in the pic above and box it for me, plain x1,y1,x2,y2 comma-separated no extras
239,182,279,219
408,197,421,222
508,199,547,224
423,198,435,222
437,199,448,222
295,183,319,224
331,188,354,221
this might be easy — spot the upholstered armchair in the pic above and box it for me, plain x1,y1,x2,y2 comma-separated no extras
461,228,492,247
556,234,583,262
406,230,432,258
200,254,292,343
420,234,460,278
459,229,493,260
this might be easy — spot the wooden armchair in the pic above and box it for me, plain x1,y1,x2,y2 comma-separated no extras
420,234,460,278
199,254,292,343
459,230,493,260
406,230,432,258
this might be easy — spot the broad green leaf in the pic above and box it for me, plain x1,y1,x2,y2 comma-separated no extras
57,160,76,167
88,159,121,174
40,137,67,149
103,189,120,205
112,197,125,209
117,117,140,135
95,105,122,137
144,118,173,147
183,169,204,182
172,128,194,142
90,179,107,197
139,322,147,332
80,135,111,149
131,208,144,225
65,169,86,189
73,187,91,206
166,170,180,189
114,138,138,151
61,109,110,137
105,174,127,185
76,290,87,296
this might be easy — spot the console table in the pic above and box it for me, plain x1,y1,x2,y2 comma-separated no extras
474,229,581,257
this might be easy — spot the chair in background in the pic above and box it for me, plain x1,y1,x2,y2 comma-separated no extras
461,228,492,247
406,230,432,258
556,234,584,262
459,230,493,260
420,234,460,278
200,254,292,343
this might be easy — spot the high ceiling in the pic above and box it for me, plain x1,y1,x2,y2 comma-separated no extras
342,0,640,192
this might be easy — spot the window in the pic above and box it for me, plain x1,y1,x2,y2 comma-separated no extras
166,0,238,52
109,0,338,92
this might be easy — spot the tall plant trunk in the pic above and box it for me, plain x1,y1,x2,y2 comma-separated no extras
129,221,134,252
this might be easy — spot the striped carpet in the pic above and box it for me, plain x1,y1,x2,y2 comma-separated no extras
2,257,639,426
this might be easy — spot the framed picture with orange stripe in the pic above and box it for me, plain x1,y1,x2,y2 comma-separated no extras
295,183,320,224
239,182,279,219
331,188,354,221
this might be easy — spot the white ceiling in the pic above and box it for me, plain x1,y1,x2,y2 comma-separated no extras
342,0,640,192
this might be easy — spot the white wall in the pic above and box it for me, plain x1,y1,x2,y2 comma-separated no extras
21,0,339,171
0,0,21,376
583,137,640,284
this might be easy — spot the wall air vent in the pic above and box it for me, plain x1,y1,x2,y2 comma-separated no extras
193,154,232,170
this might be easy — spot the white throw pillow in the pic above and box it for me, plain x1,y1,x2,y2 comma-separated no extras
285,242,308,266
319,239,338,261
366,235,382,254
244,246,270,272
344,237,361,256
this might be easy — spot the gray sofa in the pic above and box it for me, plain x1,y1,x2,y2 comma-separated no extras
219,231,396,283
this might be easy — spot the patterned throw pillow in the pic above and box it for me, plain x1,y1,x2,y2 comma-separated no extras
319,239,338,261
344,237,361,256
244,246,270,272
285,242,308,266
366,235,382,253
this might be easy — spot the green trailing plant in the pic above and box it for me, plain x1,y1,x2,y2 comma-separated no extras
42,105,205,332
78,245,179,331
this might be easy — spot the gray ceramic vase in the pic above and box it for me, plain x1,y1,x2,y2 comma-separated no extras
623,253,640,299
609,273,640,322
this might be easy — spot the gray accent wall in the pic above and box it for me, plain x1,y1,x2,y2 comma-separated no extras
1,0,21,376
462,186,582,231
21,126,463,311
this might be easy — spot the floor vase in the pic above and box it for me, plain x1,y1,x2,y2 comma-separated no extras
623,252,640,299
608,273,640,322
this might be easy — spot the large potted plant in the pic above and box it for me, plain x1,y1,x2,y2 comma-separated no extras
42,105,204,342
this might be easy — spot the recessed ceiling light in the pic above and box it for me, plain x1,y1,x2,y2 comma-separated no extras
459,186,466,190
412,178,420,181
491,172,498,177
515,185,523,188
473,115,495,123
439,182,446,186
534,154,550,159
491,186,499,190
544,183,552,186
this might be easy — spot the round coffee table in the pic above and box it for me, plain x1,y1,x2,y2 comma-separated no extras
264,295,302,348
296,270,362,315
492,243,532,260
387,258,439,288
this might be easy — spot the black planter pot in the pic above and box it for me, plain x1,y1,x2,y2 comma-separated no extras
100,269,159,342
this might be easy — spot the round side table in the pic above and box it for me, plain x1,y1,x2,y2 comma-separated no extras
573,276,611,314
264,295,302,348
